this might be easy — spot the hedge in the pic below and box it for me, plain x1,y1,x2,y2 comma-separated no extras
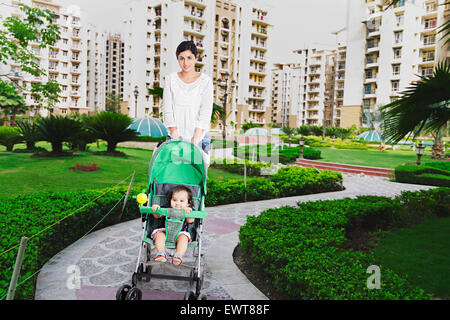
0,166,343,299
233,144,322,164
394,162,450,187
0,185,143,300
238,188,449,299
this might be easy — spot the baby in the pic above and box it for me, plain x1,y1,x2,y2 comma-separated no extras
151,185,195,266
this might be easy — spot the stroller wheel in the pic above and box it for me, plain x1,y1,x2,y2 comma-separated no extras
125,287,142,300
184,291,196,300
116,285,131,301
197,294,207,300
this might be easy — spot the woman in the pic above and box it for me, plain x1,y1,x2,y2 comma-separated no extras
162,41,213,154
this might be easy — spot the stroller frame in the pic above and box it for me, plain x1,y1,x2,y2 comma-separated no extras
116,139,209,301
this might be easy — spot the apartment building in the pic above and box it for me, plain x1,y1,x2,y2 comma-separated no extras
86,25,107,112
341,0,447,128
105,34,125,101
1,0,88,116
234,0,273,129
270,63,304,128
121,0,215,119
289,46,337,127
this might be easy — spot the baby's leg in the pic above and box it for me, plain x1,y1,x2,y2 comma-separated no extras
175,234,190,256
154,232,166,253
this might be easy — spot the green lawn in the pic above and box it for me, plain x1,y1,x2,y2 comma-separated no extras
0,142,242,198
316,147,433,169
373,217,450,299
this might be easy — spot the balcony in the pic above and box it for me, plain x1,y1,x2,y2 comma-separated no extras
252,27,267,37
249,80,265,88
364,75,377,83
363,91,377,99
185,9,205,22
366,43,379,53
185,0,207,8
423,19,437,31
250,67,266,75
248,105,266,113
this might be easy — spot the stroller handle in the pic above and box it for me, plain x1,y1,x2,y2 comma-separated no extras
140,207,207,219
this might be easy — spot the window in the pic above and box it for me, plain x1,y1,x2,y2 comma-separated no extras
394,48,402,59
394,31,403,43
421,67,433,77
422,50,435,62
392,64,401,76
364,84,372,94
391,80,399,92
395,14,404,26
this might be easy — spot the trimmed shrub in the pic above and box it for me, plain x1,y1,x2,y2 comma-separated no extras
394,162,450,187
0,184,144,300
238,188,449,299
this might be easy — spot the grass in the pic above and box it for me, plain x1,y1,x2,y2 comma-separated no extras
373,217,450,299
0,142,243,198
316,147,434,169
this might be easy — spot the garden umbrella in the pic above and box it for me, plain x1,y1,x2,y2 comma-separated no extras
128,117,168,137
357,130,385,142
245,128,269,136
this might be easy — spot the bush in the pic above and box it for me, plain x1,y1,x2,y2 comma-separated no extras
233,144,322,164
394,162,450,187
0,184,144,300
206,166,343,207
132,136,167,142
238,188,449,299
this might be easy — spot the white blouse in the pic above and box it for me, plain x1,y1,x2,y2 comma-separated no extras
162,72,214,140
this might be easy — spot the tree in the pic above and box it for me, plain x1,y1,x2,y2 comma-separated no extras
0,3,61,117
281,126,296,147
381,61,450,159
0,81,26,125
35,115,82,153
85,112,138,153
16,117,39,150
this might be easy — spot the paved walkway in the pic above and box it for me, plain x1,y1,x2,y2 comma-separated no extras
35,174,434,300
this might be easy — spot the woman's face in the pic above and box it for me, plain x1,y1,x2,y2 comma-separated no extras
177,50,197,73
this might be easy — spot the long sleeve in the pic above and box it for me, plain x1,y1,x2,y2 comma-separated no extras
162,75,176,128
195,77,213,130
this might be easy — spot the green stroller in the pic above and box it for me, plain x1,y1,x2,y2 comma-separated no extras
116,139,209,300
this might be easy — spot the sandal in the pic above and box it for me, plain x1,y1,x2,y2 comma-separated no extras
154,254,168,263
172,256,183,266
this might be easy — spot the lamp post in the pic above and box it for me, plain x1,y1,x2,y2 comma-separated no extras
416,142,425,165
299,136,305,159
218,74,236,140
134,85,139,119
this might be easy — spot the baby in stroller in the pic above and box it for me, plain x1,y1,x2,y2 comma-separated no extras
151,185,196,266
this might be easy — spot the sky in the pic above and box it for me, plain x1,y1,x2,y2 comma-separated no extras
58,0,349,64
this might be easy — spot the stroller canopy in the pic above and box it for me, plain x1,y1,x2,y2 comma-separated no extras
149,140,208,195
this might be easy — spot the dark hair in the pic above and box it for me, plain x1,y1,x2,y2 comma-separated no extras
168,185,194,208
176,41,198,59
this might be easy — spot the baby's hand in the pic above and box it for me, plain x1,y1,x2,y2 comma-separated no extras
184,207,192,215
152,205,163,219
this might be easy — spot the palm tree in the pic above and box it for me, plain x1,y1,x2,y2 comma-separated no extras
0,81,27,126
0,126,23,151
85,112,138,153
281,126,296,147
16,117,40,150
35,115,82,153
380,61,450,159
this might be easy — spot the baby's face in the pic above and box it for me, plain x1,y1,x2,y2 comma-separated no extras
170,190,189,210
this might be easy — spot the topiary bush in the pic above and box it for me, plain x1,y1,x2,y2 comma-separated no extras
0,126,23,151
